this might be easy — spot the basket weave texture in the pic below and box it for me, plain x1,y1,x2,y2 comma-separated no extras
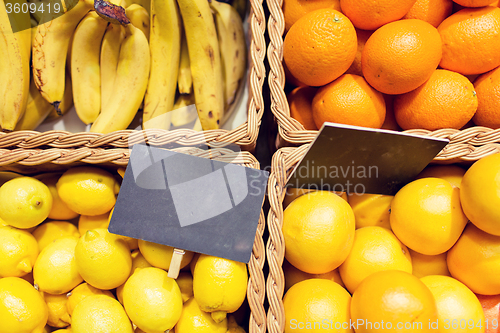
0,147,267,333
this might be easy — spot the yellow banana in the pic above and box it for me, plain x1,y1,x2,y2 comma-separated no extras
123,0,149,13
71,11,109,125
46,71,74,121
0,0,31,131
126,3,149,40
14,76,53,130
100,24,126,109
142,0,181,130
90,24,150,133
210,0,246,108
193,118,202,131
177,0,224,130
177,35,192,94
171,94,197,127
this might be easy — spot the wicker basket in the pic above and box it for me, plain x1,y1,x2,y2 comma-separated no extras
266,0,500,159
0,147,266,333
265,145,498,333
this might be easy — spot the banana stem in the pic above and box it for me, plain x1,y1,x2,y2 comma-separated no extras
94,0,130,25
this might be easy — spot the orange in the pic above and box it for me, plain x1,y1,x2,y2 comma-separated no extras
415,165,466,188
340,0,417,30
339,226,412,293
447,223,500,295
283,9,357,87
345,29,373,77
381,95,401,131
312,74,386,129
283,279,352,333
351,270,438,333
283,260,344,291
460,153,500,236
390,178,468,255
282,191,355,274
421,275,485,333
348,193,393,229
283,61,306,88
438,7,500,75
287,86,318,131
473,65,500,129
362,19,442,94
403,0,454,27
394,69,478,130
283,0,342,31
476,294,500,333
409,250,450,278
454,0,497,6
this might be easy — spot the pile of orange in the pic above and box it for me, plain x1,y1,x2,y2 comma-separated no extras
281,153,500,332
284,0,500,130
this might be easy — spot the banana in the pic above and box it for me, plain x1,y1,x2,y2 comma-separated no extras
210,0,246,108
71,11,108,125
0,0,31,131
14,76,53,130
123,0,149,13
177,35,192,94
90,23,150,133
46,70,74,121
142,0,181,130
171,94,197,127
193,118,203,131
126,3,149,40
100,24,126,109
177,0,224,130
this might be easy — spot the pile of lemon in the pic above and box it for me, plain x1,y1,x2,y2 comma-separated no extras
282,153,500,332
0,167,248,333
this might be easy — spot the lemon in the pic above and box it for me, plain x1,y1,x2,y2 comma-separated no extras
0,226,39,277
460,153,500,236
75,228,132,290
123,267,183,332
52,330,72,333
351,270,438,333
41,292,71,328
0,177,53,229
78,213,110,235
66,283,115,316
283,259,344,292
176,297,228,333
421,275,484,333
0,217,7,227
348,193,393,229
33,236,83,295
138,239,194,270
193,254,247,323
409,249,450,278
32,221,80,251
190,252,201,275
43,325,53,333
116,249,153,304
416,165,466,188
339,226,412,293
177,272,194,302
390,178,468,255
0,277,49,333
72,295,133,333
283,191,355,274
108,207,138,250
283,279,352,333
283,188,348,209
57,167,119,216
37,174,79,221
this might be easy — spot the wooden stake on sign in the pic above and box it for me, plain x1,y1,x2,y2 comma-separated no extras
167,248,185,279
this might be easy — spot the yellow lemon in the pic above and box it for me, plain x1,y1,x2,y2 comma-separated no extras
409,249,450,278
351,270,438,333
66,283,114,316
72,295,133,333
57,167,119,216
75,228,132,290
43,325,53,333
0,177,53,229
108,207,138,250
421,275,484,333
193,254,247,323
0,217,7,227
283,191,355,274
460,153,500,236
190,252,201,275
52,330,71,333
175,298,228,333
283,279,352,333
177,272,194,302
33,236,83,295
116,249,152,304
390,178,468,255
283,259,344,292
339,226,412,293
32,221,80,251
138,239,194,270
37,174,79,221
41,292,71,328
416,165,466,188
447,223,500,295
348,193,393,229
0,277,49,333
0,226,39,277
123,267,183,332
78,213,110,235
